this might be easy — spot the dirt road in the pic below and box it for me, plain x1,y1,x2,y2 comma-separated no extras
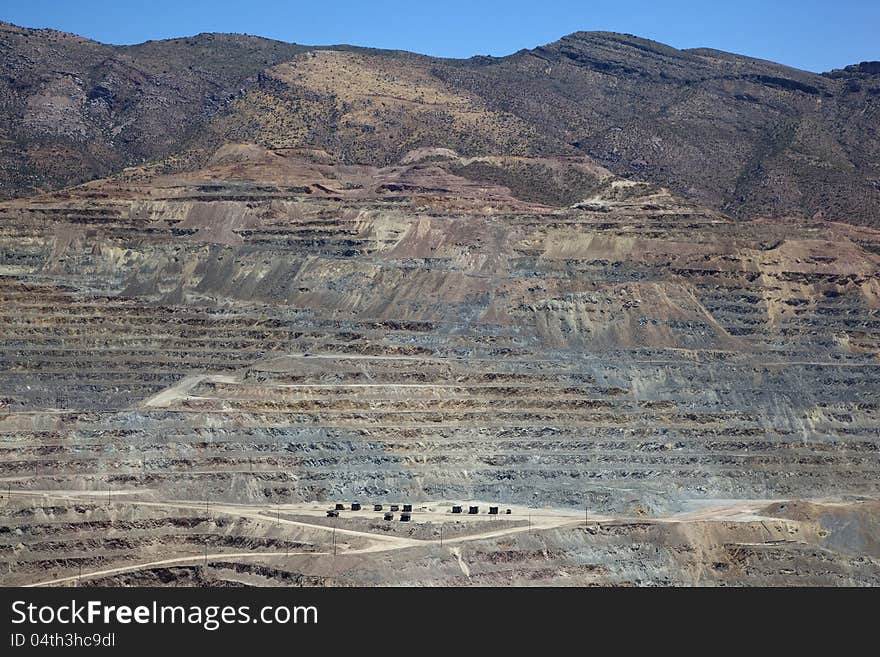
24,551,327,587
7,490,791,586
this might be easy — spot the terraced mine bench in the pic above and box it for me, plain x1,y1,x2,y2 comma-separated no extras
1,146,879,585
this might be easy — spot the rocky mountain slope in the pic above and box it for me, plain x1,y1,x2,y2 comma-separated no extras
1,20,878,586
2,22,879,225
0,21,308,197
0,144,878,585
1,144,878,509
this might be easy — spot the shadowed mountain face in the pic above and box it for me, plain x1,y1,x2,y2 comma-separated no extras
449,33,880,224
0,22,309,197
2,23,879,225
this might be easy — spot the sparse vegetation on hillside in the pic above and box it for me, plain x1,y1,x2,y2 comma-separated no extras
1,22,879,225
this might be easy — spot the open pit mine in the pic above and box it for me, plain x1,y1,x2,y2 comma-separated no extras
1,142,878,586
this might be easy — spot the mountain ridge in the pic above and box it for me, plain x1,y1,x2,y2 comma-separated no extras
1,21,878,225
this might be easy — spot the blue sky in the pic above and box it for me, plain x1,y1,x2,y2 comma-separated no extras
2,0,877,72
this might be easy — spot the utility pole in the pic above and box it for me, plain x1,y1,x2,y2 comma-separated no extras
528,513,531,535
332,518,337,557
440,524,443,548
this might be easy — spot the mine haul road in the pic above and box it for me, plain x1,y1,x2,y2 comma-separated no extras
9,490,784,586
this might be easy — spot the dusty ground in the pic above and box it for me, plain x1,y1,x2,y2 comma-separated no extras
4,490,878,586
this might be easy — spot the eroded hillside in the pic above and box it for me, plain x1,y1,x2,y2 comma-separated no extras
3,22,880,225
0,144,880,585
2,145,878,505
0,144,878,585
